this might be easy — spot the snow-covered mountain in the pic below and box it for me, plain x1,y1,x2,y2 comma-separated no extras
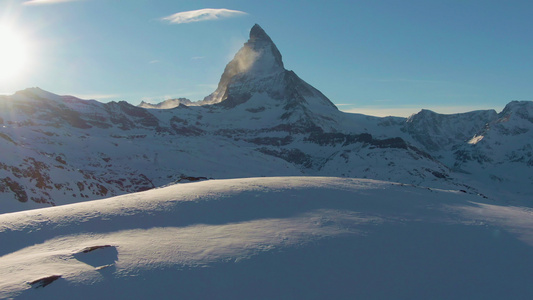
3,177,533,299
138,97,192,109
0,24,531,212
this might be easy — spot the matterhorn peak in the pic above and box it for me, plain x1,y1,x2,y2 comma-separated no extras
201,23,337,119
247,24,284,70
249,24,269,41
202,24,285,104
232,23,284,76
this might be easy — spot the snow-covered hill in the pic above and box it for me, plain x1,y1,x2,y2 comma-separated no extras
2,177,533,299
0,24,531,212
138,97,192,109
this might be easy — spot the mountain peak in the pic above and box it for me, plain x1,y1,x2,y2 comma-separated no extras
138,98,192,109
201,24,337,119
245,23,284,71
202,24,284,104
249,24,269,42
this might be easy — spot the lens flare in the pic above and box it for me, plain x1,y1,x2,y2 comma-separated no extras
0,25,30,82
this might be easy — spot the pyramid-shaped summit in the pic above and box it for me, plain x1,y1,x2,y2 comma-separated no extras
203,24,285,105
244,24,285,73
203,24,337,112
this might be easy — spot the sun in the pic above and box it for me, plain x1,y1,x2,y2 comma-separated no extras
0,25,30,81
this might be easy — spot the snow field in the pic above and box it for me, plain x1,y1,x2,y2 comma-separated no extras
2,177,533,299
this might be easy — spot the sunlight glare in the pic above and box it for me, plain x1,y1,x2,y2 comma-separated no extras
0,25,30,82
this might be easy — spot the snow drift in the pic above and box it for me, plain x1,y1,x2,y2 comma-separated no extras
2,177,533,299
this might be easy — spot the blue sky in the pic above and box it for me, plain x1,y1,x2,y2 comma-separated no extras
1,0,532,116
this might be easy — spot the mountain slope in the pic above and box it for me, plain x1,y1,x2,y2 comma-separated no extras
138,97,192,109
449,101,533,200
200,24,339,132
403,108,498,154
2,177,533,299
0,86,460,212
0,24,531,212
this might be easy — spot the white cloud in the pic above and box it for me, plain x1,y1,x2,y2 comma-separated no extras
161,8,247,24
23,0,80,5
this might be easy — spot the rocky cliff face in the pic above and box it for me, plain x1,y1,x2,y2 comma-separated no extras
0,25,531,212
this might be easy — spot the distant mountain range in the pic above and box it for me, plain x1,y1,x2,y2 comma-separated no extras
1,24,531,213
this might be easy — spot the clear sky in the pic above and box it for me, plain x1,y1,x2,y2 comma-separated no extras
1,0,532,117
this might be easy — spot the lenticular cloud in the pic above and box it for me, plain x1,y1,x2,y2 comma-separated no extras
162,8,247,24
23,0,79,5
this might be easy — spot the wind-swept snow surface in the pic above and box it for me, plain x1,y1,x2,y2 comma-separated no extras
2,177,533,299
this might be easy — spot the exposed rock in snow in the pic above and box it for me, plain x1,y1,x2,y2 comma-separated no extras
28,275,62,289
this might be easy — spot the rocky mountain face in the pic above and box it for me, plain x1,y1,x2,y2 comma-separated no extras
0,24,531,212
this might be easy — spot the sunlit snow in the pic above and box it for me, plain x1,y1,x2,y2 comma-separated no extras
2,177,533,299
